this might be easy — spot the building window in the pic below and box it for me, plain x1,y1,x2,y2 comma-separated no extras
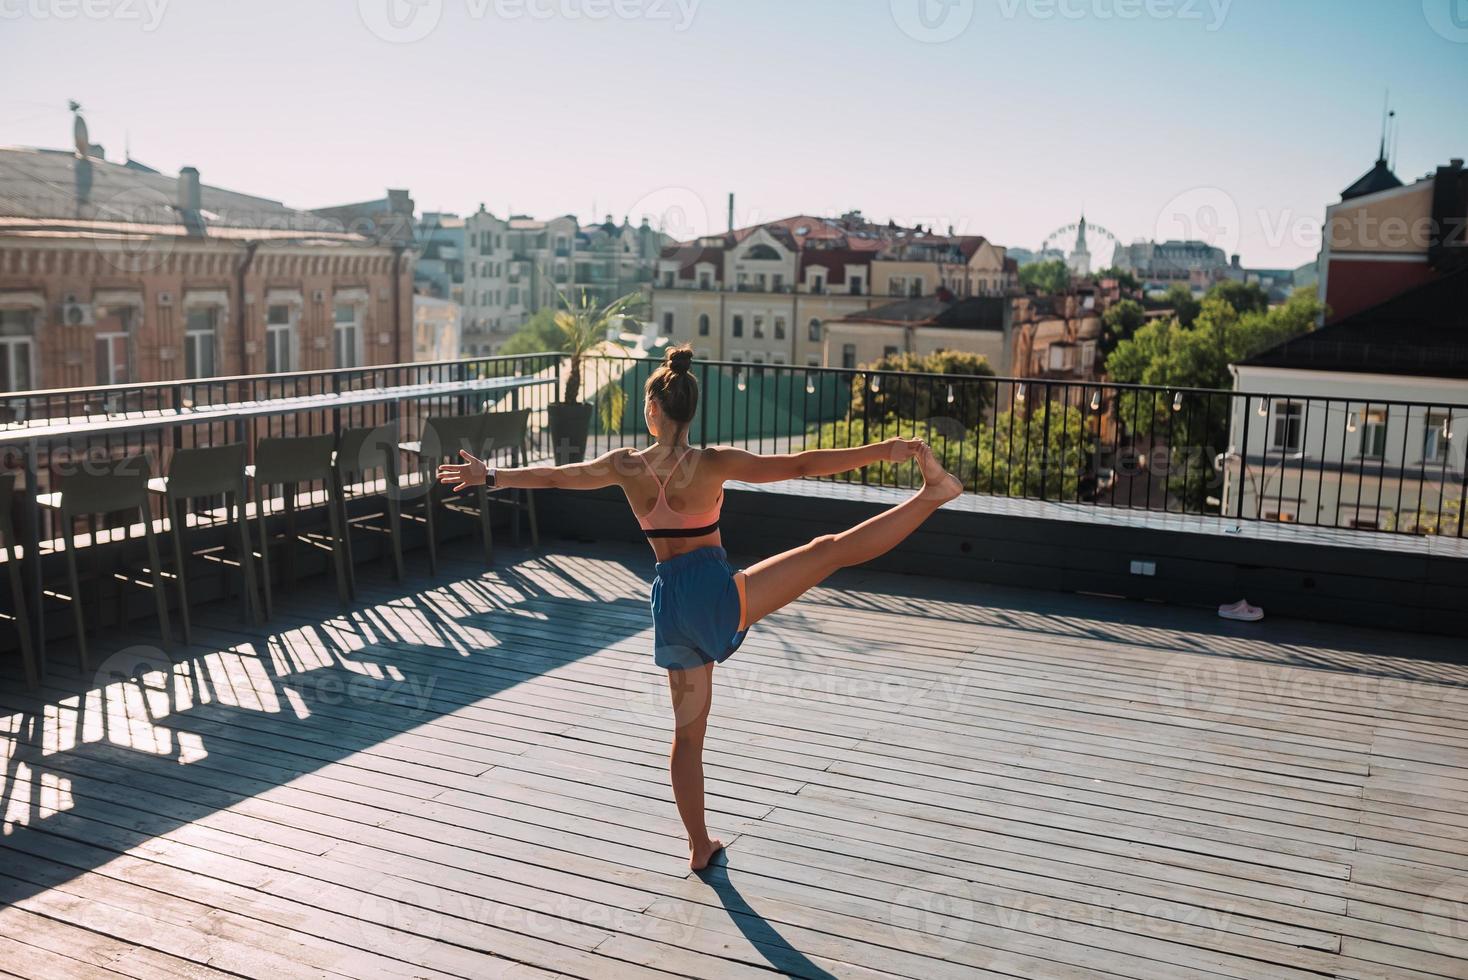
774,316,786,340
662,311,674,334
910,279,923,297
94,306,134,385
1270,401,1303,451
508,287,520,305
752,353,765,365
753,315,765,339
732,315,744,338
850,275,863,295
806,354,820,367
698,272,712,290
698,314,710,337
1424,414,1451,463
1360,408,1388,458
812,274,825,294
266,304,294,373
184,307,218,379
883,345,900,359
842,344,856,370
0,308,35,392
334,303,362,368
808,318,822,342
772,274,784,292
889,277,905,296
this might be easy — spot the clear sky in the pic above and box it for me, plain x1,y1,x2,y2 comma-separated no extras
4,0,1465,267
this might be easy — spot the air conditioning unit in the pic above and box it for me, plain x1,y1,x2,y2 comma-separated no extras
61,299,93,326
157,291,174,307
313,289,326,303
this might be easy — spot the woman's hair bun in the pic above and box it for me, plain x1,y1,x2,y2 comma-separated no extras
666,345,694,375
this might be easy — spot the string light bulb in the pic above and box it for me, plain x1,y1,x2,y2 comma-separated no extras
946,384,955,405
1257,398,1269,418
1015,383,1026,404
869,374,881,393
1089,390,1102,412
1172,391,1184,413
736,370,746,393
1347,411,1358,433
805,375,815,395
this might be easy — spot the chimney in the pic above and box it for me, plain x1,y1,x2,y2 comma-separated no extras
727,193,734,233
178,166,201,211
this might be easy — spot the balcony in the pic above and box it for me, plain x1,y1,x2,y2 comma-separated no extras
1,355,1466,978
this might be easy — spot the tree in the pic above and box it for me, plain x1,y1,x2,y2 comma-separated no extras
1019,259,1071,295
1161,283,1201,327
1206,280,1269,316
848,349,995,430
1104,289,1326,512
978,401,1090,499
495,309,563,357
1099,299,1146,362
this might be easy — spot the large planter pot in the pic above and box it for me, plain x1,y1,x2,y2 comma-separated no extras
547,401,593,464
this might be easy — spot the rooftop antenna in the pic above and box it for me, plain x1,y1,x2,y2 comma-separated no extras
1377,90,1390,162
1389,110,1400,170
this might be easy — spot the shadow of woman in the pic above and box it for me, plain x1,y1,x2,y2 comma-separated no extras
696,864,839,980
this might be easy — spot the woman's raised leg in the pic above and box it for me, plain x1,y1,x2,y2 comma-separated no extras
667,661,723,871
739,444,960,628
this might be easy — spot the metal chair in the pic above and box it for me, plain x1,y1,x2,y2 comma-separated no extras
481,408,539,551
36,453,172,669
0,473,37,687
401,414,491,576
247,434,350,618
148,442,259,646
334,423,405,597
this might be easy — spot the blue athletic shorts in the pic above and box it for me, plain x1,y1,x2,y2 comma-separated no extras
650,545,749,670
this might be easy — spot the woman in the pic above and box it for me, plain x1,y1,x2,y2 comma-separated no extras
439,345,961,870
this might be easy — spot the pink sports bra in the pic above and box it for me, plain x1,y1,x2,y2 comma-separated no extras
635,446,722,538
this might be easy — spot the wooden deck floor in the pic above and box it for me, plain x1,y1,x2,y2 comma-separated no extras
2,538,1467,979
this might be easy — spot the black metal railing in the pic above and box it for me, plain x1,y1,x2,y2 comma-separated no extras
575,355,1467,538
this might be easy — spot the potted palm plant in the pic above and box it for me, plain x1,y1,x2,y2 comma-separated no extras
547,287,642,463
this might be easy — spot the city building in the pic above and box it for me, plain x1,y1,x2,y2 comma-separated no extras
1229,266,1467,530
459,209,665,355
1007,246,1066,267
573,215,663,308
1011,288,1103,381
822,296,1011,372
651,211,1010,366
413,211,465,304
1110,239,1231,293
1316,156,1466,323
0,117,414,393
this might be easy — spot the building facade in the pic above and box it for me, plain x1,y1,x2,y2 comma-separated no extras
1110,239,1231,292
651,212,1012,367
459,209,665,355
413,211,465,305
1316,156,1466,323
0,133,414,394
822,296,1011,373
412,294,463,362
1230,268,1467,532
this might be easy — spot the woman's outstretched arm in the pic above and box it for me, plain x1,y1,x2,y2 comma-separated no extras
437,446,632,491
711,438,922,483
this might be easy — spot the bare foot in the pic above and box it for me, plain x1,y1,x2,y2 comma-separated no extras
916,444,962,503
689,837,724,871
